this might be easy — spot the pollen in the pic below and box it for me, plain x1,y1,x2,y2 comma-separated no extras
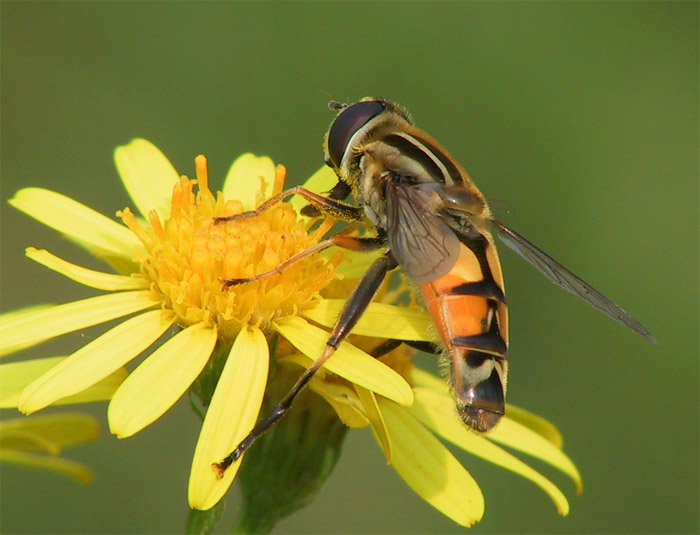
118,156,341,340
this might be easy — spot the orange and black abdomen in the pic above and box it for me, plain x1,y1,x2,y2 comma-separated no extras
420,229,509,432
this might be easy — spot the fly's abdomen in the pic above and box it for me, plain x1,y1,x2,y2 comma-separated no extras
420,240,508,432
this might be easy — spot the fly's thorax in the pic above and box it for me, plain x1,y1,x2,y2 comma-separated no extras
340,154,405,232
351,139,474,233
363,139,441,188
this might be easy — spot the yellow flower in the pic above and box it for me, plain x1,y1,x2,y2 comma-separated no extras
0,140,412,509
0,413,99,485
0,346,125,484
1,139,581,529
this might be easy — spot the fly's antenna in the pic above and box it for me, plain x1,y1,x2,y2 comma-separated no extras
329,100,348,111
319,90,348,112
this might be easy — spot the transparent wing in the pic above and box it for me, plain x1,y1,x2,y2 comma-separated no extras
491,218,656,344
385,181,460,285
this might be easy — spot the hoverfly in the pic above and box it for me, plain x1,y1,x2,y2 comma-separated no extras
213,98,655,475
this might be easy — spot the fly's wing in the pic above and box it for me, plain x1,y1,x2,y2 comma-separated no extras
491,218,656,344
385,180,461,285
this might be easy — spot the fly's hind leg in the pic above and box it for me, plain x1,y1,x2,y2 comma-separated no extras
369,339,440,358
212,252,398,477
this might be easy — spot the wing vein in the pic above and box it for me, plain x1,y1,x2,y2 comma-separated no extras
492,219,655,344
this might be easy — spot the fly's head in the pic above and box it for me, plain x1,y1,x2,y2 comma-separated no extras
323,98,413,226
324,99,413,178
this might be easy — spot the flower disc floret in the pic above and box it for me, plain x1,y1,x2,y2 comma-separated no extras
119,163,339,340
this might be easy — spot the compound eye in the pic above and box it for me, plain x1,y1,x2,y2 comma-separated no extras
326,100,385,168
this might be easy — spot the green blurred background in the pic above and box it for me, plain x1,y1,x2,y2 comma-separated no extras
1,2,697,534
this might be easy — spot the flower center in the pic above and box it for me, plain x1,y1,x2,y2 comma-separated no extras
119,156,340,340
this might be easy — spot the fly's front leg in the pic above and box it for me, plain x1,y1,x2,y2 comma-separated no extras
213,251,397,477
301,181,352,217
216,185,368,287
221,233,385,287
214,186,364,224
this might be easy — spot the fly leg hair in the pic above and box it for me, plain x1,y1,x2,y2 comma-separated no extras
213,250,397,477
369,339,440,358
215,185,365,287
214,185,362,224
220,229,383,286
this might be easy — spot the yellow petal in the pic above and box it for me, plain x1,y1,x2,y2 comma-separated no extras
25,247,148,291
302,299,433,341
8,188,140,258
222,153,275,211
379,398,484,527
0,448,94,485
0,304,52,322
0,291,161,358
0,413,99,453
0,305,52,356
19,310,173,414
309,382,369,429
412,367,581,494
108,323,217,438
355,386,392,462
411,367,446,392
487,414,583,494
189,327,269,510
412,386,570,515
331,249,384,279
114,138,180,220
1,426,56,456
274,316,413,406
57,369,128,405
290,166,339,216
278,354,369,428
504,404,563,449
0,356,127,408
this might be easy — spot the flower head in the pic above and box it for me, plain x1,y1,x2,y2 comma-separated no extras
1,140,413,509
2,139,581,529
117,156,338,339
